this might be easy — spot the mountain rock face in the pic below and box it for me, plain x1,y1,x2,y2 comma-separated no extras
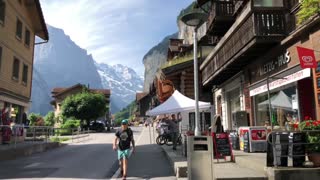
143,32,178,92
96,63,143,113
30,25,143,115
177,20,207,45
142,3,208,91
30,68,53,115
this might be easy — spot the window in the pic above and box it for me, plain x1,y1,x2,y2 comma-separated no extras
22,64,28,84
254,86,297,127
25,29,30,46
12,58,20,80
0,46,2,70
254,0,283,7
0,0,5,24
16,18,22,40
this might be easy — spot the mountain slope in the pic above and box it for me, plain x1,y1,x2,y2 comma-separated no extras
96,63,143,113
30,25,143,115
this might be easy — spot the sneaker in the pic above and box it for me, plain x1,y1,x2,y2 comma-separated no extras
122,175,127,180
120,170,123,176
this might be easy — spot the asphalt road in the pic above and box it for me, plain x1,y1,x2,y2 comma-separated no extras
0,126,143,180
112,125,176,180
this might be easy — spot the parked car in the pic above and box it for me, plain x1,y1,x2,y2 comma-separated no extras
82,121,105,132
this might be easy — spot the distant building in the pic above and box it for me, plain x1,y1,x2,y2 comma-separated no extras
0,0,49,124
135,92,151,119
51,84,111,124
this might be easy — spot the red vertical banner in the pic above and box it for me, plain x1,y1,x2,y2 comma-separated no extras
296,46,317,68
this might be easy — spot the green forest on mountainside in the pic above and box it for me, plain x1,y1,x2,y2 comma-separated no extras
114,101,137,125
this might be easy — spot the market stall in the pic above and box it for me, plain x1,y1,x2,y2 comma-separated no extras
146,90,211,116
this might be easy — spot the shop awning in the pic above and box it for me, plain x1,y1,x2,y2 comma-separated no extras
258,91,292,111
146,90,211,116
249,68,310,96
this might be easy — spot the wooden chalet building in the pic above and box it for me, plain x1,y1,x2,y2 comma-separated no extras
51,84,111,125
0,0,48,125
135,92,151,119
197,0,320,130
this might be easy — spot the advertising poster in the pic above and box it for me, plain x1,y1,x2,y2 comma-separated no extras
251,129,267,141
239,128,249,150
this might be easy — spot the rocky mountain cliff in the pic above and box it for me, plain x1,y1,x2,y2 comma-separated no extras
142,32,178,92
142,2,207,91
30,25,143,115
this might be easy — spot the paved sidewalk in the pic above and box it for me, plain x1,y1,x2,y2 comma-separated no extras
112,126,176,180
161,138,268,180
0,132,95,161
0,141,65,161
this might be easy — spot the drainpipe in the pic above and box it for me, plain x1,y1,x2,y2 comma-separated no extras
35,40,48,45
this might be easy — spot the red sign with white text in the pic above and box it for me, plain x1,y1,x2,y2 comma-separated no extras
251,129,267,141
296,46,317,68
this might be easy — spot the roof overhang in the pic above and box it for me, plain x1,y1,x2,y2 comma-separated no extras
25,0,49,40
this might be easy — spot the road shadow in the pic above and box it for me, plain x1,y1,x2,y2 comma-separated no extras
0,143,119,179
123,144,175,179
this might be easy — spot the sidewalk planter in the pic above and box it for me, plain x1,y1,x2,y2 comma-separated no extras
308,154,320,167
299,120,320,167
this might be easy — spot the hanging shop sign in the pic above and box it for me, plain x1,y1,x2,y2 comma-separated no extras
296,46,317,69
250,68,310,96
259,51,291,76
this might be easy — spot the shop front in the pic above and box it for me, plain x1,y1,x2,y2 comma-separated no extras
212,74,245,130
0,97,29,144
248,48,315,128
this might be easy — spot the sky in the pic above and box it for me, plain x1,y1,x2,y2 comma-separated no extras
40,0,193,76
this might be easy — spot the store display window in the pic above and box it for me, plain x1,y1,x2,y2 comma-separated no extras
254,85,298,127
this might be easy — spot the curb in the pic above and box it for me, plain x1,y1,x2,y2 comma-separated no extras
0,142,65,161
161,146,188,178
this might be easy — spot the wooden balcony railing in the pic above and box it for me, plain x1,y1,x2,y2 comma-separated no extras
202,9,286,84
207,1,235,29
254,10,286,36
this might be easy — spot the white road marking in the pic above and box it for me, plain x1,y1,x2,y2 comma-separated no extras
23,162,42,169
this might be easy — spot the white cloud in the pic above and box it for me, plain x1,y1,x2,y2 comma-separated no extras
40,0,193,75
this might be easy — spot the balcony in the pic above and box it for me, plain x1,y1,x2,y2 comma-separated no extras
207,1,235,36
287,0,300,10
201,8,286,86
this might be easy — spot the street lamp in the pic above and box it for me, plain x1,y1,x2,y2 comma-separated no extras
180,4,208,136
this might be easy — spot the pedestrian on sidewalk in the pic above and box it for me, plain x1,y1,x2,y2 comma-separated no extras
165,113,181,150
113,119,135,180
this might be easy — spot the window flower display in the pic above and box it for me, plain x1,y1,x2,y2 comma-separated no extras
299,119,320,167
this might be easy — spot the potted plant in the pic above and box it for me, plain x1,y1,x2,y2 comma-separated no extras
299,119,320,167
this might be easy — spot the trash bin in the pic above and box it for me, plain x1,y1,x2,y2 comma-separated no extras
229,132,240,150
243,131,250,152
182,134,188,157
289,132,306,167
266,132,289,167
187,136,214,180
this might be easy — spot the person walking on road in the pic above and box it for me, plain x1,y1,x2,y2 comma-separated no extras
113,119,135,180
166,114,181,150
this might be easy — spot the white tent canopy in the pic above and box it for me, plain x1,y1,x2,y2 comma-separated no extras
258,91,292,111
146,90,211,116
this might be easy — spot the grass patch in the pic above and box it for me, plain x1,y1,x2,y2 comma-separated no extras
161,48,211,69
50,136,71,143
